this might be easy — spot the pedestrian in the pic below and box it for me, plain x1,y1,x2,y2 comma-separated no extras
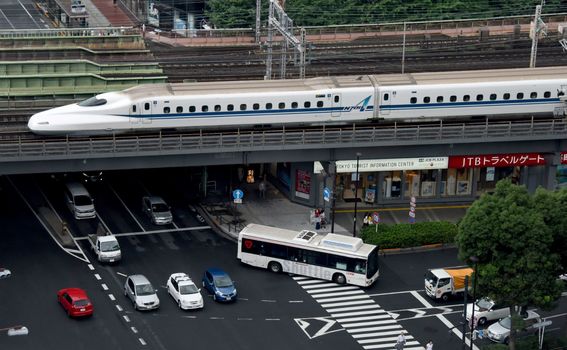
426,340,433,350
363,212,369,227
395,332,406,350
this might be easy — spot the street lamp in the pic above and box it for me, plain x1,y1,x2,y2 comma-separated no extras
469,256,479,350
353,152,361,237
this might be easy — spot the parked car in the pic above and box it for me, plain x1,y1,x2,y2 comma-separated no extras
142,196,172,225
202,268,237,302
466,298,510,327
124,274,160,311
167,273,204,310
57,288,93,317
487,310,543,344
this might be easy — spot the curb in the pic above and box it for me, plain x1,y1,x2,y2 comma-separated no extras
196,204,238,242
380,243,457,256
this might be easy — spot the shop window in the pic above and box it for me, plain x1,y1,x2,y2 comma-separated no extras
517,92,524,99
215,105,221,111
383,172,402,199
317,101,324,108
176,106,183,113
423,96,430,103
441,168,472,197
163,107,170,113
410,97,417,104
189,106,196,112
278,102,285,109
266,103,272,110
227,104,234,111
404,170,437,198
437,96,443,103
463,95,470,102
291,102,298,109
503,93,510,100
544,91,551,98
450,95,457,102
202,105,208,112
476,94,483,101
253,103,260,110
490,94,497,100
530,92,537,99
304,101,311,108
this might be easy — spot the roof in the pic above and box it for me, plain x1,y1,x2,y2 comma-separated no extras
97,235,117,243
429,267,473,279
65,181,90,195
170,272,194,285
128,274,151,284
206,268,229,277
62,287,89,300
144,196,167,204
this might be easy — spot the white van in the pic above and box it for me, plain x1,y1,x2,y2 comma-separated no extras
64,182,95,219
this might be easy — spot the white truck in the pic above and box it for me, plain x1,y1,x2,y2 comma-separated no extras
88,233,121,263
425,267,473,301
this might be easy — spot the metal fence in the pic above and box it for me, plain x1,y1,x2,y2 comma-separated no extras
1,119,565,161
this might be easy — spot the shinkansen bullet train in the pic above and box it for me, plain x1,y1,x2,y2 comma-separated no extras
28,66,567,136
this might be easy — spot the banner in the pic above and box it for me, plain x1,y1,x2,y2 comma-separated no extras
449,153,545,168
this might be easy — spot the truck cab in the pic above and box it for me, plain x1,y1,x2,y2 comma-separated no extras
425,267,473,301
89,234,121,263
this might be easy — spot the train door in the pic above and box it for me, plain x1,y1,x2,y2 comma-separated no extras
129,103,141,125
381,91,391,115
331,93,341,117
141,101,153,124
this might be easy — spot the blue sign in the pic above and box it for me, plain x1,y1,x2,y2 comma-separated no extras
323,187,331,202
233,189,244,200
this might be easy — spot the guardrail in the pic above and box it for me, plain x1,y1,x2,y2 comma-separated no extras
1,119,565,161
0,27,138,39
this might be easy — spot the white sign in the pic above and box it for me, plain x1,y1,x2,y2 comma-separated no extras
335,157,448,173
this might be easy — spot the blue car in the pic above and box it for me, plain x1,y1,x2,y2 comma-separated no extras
202,268,237,302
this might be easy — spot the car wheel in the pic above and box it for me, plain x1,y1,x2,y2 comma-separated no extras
441,293,450,302
213,294,217,302
268,262,282,273
178,300,182,309
333,273,346,285
504,337,509,345
123,288,127,297
133,299,137,310
477,317,487,326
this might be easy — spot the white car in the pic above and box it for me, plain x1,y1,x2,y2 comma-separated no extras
466,298,510,327
487,310,543,344
167,273,204,310
0,268,11,279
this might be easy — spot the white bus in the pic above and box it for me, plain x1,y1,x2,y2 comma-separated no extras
237,223,380,287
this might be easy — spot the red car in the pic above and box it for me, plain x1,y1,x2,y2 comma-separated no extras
57,288,93,317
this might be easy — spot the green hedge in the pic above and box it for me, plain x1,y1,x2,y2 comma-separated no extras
360,221,458,249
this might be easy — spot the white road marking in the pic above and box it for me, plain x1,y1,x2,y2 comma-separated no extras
301,282,340,289
292,276,309,280
296,279,329,285
346,324,403,333
335,314,392,323
123,315,130,322
112,226,211,237
116,272,127,277
116,305,123,311
327,304,383,313
110,185,146,232
108,294,115,301
311,290,365,298
308,286,359,294
131,327,138,333
315,294,369,303
342,319,397,328
352,330,410,339
261,299,276,303
358,335,414,344
367,289,425,297
265,318,280,321
288,300,304,303
237,317,253,321
94,274,101,280
210,317,224,320
321,299,375,308
101,284,108,290
363,340,421,349
410,290,479,350
139,338,146,345
330,309,387,318
88,264,94,271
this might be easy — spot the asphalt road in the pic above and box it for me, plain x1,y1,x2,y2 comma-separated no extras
1,173,566,350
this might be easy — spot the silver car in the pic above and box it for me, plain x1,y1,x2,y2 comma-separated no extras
142,196,172,225
124,274,160,311
487,310,543,344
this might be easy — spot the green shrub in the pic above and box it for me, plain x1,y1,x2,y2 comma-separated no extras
360,221,457,249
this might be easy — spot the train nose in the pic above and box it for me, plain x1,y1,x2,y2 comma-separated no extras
27,111,52,134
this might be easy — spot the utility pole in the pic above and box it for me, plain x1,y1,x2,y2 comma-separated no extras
530,1,547,68
255,0,261,44
401,22,406,74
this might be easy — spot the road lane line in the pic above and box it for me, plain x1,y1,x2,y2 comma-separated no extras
308,286,359,294
346,324,402,333
311,290,365,298
368,289,425,297
131,327,138,333
88,264,94,270
116,305,123,311
94,274,101,280
321,299,374,308
123,315,130,322
110,185,146,232
315,294,370,303
336,314,392,323
101,284,108,290
288,300,304,303
330,309,387,318
139,338,146,345
109,294,115,301
327,304,383,313
341,319,398,328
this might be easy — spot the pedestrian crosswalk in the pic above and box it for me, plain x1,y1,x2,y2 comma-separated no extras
293,276,425,350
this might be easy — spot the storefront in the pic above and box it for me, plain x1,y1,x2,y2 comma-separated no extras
557,152,567,189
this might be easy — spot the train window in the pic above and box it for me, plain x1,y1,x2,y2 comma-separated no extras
490,94,497,100
78,96,107,107
279,102,285,109
517,92,524,99
304,101,311,108
202,105,209,112
544,91,551,98
530,92,537,99
253,103,260,110
410,97,417,104
335,95,340,103
317,101,324,108
176,106,183,113
437,96,443,103
214,105,221,112
266,103,272,110
503,93,510,100
383,94,389,101
292,102,298,109
240,104,247,111
164,107,170,114
476,94,483,101
423,97,430,103
463,95,470,102
450,96,457,102
132,105,137,113
227,104,234,111
189,106,196,112
144,103,150,110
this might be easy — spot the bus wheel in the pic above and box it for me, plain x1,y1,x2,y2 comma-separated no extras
268,262,282,273
333,273,346,285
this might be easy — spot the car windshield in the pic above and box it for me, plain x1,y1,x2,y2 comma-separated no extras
152,203,169,213
179,284,199,294
425,271,438,286
213,275,233,288
136,283,155,296
75,195,92,206
74,299,89,307
78,96,107,107
498,316,512,329
476,298,494,310
100,241,120,252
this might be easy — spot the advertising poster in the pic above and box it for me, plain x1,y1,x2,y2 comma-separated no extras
295,169,311,200
148,2,159,27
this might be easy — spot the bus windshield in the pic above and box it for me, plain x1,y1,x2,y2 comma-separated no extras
366,246,379,279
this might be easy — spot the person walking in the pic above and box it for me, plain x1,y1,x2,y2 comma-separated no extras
395,332,406,350
426,340,433,350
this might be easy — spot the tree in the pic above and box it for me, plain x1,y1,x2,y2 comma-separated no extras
456,180,563,349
